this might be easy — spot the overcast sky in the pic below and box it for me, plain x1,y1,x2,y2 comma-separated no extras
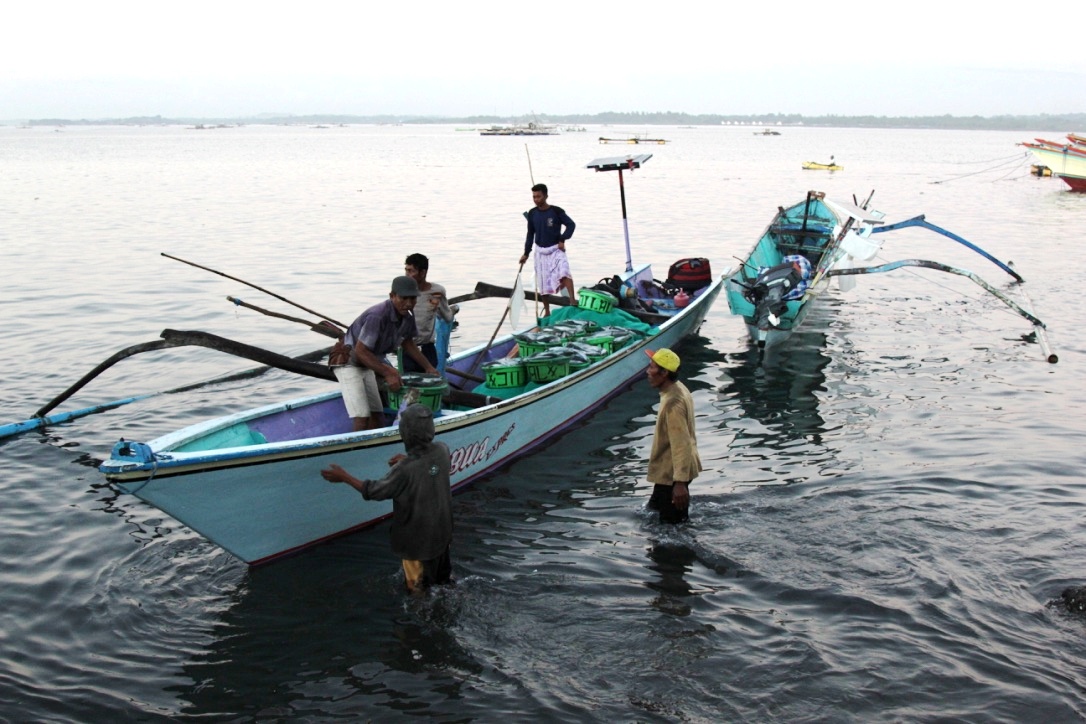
4,1,1083,119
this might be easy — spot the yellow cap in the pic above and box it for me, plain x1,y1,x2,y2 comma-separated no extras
645,348,680,372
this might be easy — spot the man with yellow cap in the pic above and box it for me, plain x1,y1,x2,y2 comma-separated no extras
644,348,702,523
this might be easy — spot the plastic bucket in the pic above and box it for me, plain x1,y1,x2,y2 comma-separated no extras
578,289,617,314
584,335,614,354
388,373,447,412
515,331,565,358
524,350,571,383
482,359,527,389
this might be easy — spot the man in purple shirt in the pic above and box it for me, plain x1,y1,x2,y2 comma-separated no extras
333,276,439,431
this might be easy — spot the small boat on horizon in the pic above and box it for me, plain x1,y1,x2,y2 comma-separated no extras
480,122,558,136
599,134,669,145
802,159,842,171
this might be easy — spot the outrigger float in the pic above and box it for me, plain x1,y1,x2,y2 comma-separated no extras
4,155,724,565
723,190,1055,362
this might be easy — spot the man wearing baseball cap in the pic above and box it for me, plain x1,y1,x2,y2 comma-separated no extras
644,348,702,523
333,276,440,431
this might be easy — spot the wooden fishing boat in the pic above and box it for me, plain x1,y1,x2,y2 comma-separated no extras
802,160,842,171
723,190,1053,359
96,154,723,565
599,135,669,145
1020,137,1086,192
480,122,558,136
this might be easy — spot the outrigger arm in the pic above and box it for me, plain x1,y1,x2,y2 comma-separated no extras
826,259,1043,327
870,215,1024,283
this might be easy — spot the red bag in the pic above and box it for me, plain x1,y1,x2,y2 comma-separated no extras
667,257,712,292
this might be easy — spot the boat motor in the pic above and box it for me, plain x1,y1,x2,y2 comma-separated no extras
743,261,803,328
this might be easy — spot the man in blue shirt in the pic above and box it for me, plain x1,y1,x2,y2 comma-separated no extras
518,183,576,316
333,276,439,431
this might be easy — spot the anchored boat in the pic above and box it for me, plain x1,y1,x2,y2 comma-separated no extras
1020,134,1086,192
723,190,1053,360
96,154,723,565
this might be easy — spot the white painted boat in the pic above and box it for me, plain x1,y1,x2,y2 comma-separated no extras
99,267,722,564
98,153,725,565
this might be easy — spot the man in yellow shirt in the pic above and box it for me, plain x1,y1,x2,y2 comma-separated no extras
644,348,702,523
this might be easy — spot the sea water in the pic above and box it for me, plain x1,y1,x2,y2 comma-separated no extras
1,123,1084,720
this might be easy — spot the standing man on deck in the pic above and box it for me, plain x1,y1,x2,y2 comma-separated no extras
519,183,576,316
643,348,702,523
403,252,456,373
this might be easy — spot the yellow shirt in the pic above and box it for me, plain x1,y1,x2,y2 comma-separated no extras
646,381,702,486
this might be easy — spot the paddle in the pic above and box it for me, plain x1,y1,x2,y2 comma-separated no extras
227,296,342,338
449,281,572,307
162,253,346,330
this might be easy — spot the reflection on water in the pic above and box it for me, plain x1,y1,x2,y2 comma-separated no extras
718,328,831,450
168,551,483,718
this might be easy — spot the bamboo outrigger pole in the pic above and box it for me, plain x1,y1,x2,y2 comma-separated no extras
162,253,346,329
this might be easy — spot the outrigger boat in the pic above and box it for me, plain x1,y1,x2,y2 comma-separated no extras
723,190,1054,361
91,154,723,565
1020,136,1086,192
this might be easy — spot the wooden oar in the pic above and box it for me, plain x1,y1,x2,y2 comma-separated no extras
449,281,572,307
162,253,346,329
227,296,342,338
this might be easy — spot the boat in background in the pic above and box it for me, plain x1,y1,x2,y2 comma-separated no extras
96,154,723,565
723,190,1053,359
599,134,669,145
802,160,842,171
481,122,558,136
1021,134,1086,191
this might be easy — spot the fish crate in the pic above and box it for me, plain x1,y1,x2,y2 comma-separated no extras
388,373,447,412
482,359,528,389
524,351,572,383
577,289,617,314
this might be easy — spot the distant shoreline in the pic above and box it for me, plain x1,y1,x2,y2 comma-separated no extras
6,112,1086,132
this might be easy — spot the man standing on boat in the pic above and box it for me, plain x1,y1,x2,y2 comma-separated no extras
519,183,576,316
403,253,456,373
644,348,702,524
333,276,439,431
320,403,454,594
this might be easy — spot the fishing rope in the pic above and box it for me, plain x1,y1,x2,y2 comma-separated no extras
946,151,1028,166
930,152,1032,185
126,457,159,495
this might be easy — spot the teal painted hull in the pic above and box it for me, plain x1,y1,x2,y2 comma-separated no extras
724,193,841,348
100,265,723,565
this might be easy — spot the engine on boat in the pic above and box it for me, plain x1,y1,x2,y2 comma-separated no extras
744,261,803,328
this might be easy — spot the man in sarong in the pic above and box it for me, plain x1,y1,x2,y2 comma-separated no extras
519,183,576,317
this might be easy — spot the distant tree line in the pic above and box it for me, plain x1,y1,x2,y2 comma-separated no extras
22,111,1086,131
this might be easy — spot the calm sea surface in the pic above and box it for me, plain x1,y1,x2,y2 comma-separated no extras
1,123,1084,721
